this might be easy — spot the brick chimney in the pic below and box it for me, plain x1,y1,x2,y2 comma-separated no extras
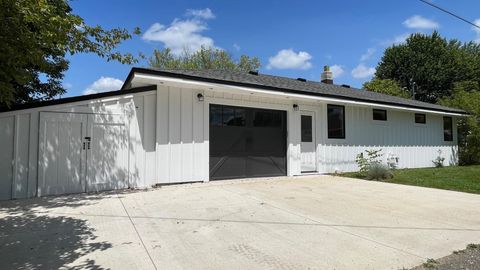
321,65,333,84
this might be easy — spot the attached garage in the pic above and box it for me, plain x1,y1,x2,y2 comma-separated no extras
209,104,287,180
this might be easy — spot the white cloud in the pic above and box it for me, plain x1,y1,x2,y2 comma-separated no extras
360,48,376,61
142,9,216,55
351,64,375,79
473,18,480,43
330,65,345,78
403,15,439,29
63,82,73,89
83,77,123,95
267,49,312,70
233,43,241,51
185,8,215,20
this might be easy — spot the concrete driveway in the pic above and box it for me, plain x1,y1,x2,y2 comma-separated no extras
1,176,480,270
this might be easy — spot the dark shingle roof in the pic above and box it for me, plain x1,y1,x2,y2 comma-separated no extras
129,67,466,114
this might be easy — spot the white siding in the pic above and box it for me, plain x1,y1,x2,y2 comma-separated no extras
155,85,207,184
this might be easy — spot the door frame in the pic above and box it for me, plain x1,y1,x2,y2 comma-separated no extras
300,110,317,173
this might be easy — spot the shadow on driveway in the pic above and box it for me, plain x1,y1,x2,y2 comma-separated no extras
0,194,112,270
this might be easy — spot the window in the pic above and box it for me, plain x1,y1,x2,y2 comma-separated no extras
301,115,312,142
443,117,453,141
373,109,387,121
209,105,246,127
415,113,426,124
327,105,345,139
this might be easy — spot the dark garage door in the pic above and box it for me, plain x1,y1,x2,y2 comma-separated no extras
209,104,287,180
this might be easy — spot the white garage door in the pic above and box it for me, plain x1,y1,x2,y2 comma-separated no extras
38,112,128,196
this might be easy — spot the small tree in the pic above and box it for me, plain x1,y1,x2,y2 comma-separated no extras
363,78,410,98
440,81,480,165
355,149,383,174
148,46,261,72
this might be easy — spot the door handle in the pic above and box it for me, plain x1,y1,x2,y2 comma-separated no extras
84,137,91,150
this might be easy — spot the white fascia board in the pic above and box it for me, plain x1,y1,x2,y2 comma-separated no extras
134,73,465,117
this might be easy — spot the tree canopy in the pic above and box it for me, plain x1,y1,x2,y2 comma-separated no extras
0,0,140,106
374,31,480,103
440,81,480,165
363,79,411,98
148,47,261,72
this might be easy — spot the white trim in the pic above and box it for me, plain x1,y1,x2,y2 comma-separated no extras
133,73,465,116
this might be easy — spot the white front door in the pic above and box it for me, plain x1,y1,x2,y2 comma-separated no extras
300,111,316,172
86,114,128,192
38,112,88,196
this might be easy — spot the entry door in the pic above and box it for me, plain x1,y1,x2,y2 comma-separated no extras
86,114,128,192
39,112,88,196
300,112,316,172
38,112,128,196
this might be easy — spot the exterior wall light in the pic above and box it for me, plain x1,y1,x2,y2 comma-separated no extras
197,93,204,101
293,104,299,111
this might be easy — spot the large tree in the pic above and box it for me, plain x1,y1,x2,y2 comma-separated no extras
363,79,411,98
149,47,261,72
374,31,480,103
0,0,140,106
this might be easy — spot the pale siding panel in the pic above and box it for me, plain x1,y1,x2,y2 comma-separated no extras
157,87,170,183
169,88,182,182
180,89,194,182
131,96,145,187
13,114,30,198
144,95,157,185
193,91,205,181
0,116,14,200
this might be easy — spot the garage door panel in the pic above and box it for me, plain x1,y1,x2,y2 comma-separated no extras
247,156,286,177
210,156,247,179
209,104,286,180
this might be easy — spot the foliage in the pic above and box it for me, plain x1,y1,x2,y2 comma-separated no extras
440,81,480,165
343,165,480,194
148,46,261,72
375,31,480,103
0,0,140,106
386,153,400,169
355,149,384,174
366,163,393,181
363,79,410,98
432,150,445,168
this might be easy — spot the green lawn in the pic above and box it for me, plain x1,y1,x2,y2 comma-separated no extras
342,165,480,194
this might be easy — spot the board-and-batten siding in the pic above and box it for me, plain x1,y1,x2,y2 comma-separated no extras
318,105,458,173
0,82,460,200
156,85,208,184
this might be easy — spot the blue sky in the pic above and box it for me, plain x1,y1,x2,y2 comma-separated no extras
64,0,480,97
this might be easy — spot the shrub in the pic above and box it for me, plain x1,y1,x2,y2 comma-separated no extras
432,150,445,168
366,163,393,181
355,149,383,173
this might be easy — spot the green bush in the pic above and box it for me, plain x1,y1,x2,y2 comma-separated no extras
366,163,393,181
355,149,383,174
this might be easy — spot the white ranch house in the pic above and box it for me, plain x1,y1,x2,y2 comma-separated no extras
0,67,466,200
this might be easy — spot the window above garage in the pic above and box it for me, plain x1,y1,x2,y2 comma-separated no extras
210,105,245,127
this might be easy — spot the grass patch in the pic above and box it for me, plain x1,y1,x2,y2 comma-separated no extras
341,165,480,194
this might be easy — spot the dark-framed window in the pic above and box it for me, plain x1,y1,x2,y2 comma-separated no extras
209,104,246,127
443,117,453,141
372,109,387,121
327,104,345,139
415,113,426,124
301,115,313,142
